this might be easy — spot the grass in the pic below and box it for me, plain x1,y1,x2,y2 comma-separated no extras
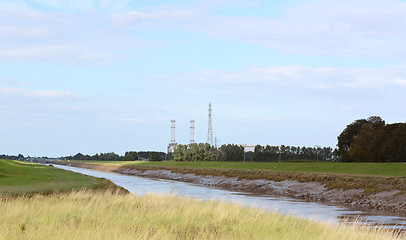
133,161,406,177
70,160,141,165
0,159,125,196
60,160,406,193
0,190,402,240
121,165,406,194
94,161,404,194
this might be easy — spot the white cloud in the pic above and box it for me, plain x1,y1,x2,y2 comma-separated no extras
114,118,146,123
2,0,406,63
152,65,406,92
0,6,149,63
113,0,406,59
0,78,30,87
13,0,133,12
1,87,82,98
0,1,30,11
0,45,118,63
394,78,406,86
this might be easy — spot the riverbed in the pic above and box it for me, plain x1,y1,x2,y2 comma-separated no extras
55,164,406,231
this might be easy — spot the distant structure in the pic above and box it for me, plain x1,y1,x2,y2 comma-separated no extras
207,103,213,145
167,120,178,153
240,144,256,152
190,120,195,144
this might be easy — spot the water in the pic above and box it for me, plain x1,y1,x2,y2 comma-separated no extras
55,164,406,230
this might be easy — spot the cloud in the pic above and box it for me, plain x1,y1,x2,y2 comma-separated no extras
394,78,406,86
113,0,406,59
0,45,118,63
114,118,146,123
0,0,133,12
0,78,30,87
0,87,82,98
152,64,406,93
2,0,406,63
0,6,149,64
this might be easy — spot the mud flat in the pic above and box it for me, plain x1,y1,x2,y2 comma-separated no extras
56,162,406,215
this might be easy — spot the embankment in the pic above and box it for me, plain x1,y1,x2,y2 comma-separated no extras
56,162,406,214
0,159,127,196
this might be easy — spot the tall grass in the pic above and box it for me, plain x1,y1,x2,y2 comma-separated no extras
0,190,401,240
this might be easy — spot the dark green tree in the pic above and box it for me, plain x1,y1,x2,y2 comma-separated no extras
124,151,139,161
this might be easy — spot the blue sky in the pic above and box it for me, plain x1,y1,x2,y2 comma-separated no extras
1,0,405,157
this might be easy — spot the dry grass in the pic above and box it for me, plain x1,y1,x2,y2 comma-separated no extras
0,190,402,240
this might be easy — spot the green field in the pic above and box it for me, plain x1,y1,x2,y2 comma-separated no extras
0,159,123,195
65,160,405,193
131,161,406,177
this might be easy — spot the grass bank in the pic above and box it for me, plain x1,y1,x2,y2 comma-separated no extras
134,161,406,176
0,190,402,240
0,159,125,196
108,161,405,194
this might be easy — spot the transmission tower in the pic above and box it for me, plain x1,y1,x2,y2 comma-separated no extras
171,120,176,144
190,120,195,144
207,103,213,145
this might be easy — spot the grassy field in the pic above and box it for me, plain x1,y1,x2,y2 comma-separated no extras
132,161,406,176
89,161,404,194
1,159,404,239
66,160,406,177
61,160,406,193
0,190,402,240
0,159,124,195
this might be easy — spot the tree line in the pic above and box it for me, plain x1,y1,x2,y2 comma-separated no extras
173,143,336,162
63,151,167,162
337,116,405,162
174,116,405,162
173,143,244,162
252,145,336,162
0,154,23,160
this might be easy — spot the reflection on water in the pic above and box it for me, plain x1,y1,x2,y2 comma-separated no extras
55,165,406,230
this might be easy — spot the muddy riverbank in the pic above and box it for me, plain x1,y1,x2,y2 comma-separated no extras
56,162,406,215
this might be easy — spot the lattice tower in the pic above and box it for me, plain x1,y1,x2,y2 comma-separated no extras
171,120,176,144
190,120,195,144
207,103,213,145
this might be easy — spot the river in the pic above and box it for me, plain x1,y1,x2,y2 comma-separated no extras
55,164,406,231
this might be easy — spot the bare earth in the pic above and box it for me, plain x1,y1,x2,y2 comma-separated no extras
58,162,406,215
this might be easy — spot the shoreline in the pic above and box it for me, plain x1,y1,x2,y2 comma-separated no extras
55,162,406,215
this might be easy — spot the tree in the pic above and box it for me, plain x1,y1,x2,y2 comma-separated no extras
218,144,244,162
337,119,368,162
124,151,138,161
149,152,165,161
337,116,405,162
253,145,264,161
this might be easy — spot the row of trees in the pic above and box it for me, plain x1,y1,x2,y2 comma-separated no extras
64,151,167,162
337,116,405,162
173,143,244,162
0,154,24,160
173,143,334,162
253,145,336,162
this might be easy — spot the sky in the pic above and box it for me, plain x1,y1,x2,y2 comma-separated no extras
1,0,405,157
